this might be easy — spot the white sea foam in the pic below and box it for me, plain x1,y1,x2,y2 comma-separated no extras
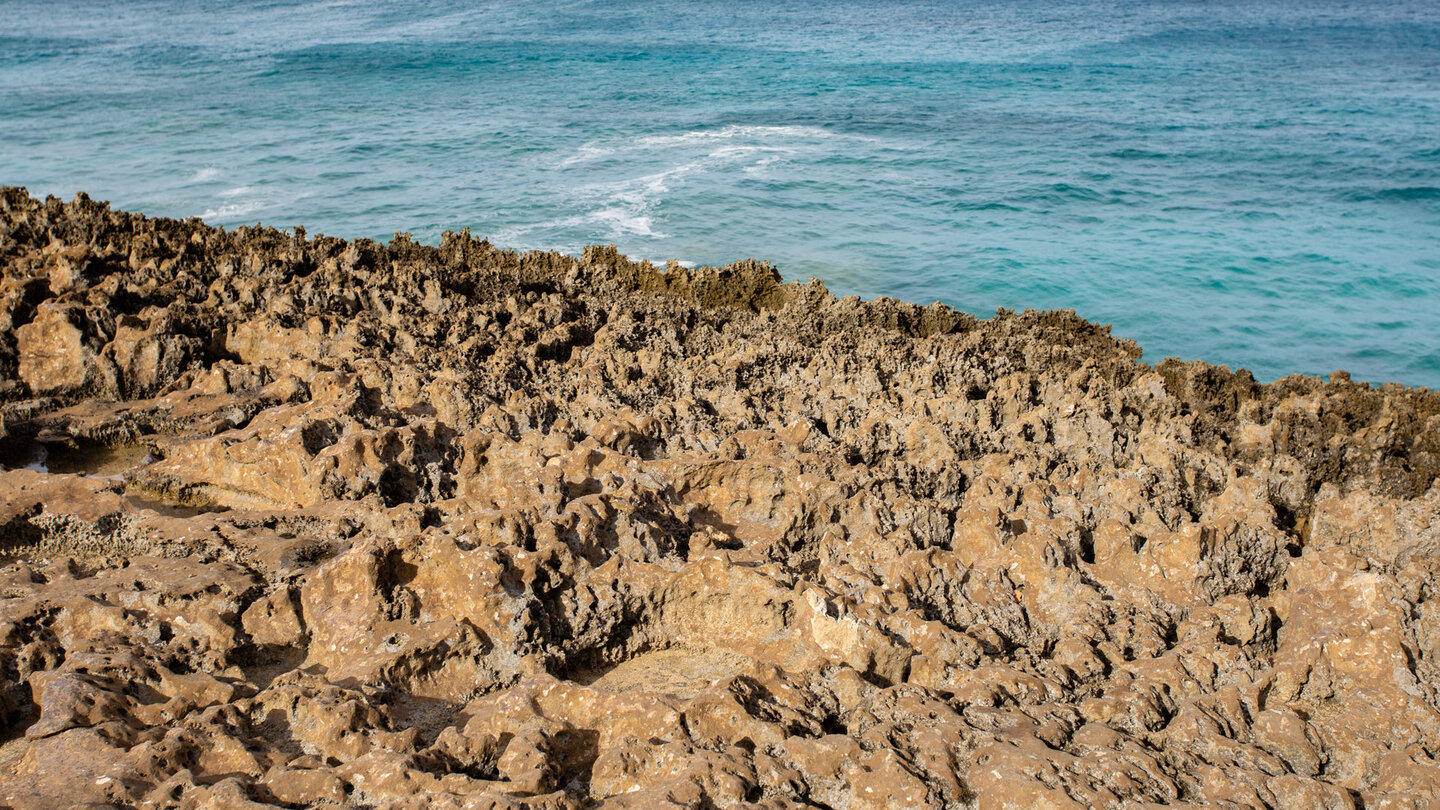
188,168,223,183
201,201,265,221
636,124,842,148
744,156,783,175
486,224,527,246
706,144,793,161
558,144,616,167
546,123,841,245
615,161,703,200
565,162,700,208
559,124,836,171
218,185,254,198
587,143,784,205
640,257,697,269
490,206,666,247
587,208,662,238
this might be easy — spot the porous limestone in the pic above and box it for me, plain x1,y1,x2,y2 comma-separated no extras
1,188,1438,808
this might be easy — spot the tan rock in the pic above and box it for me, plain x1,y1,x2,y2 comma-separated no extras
16,303,94,394
1,189,1438,808
264,767,350,805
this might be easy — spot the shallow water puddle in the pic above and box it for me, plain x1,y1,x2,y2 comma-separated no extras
40,442,151,478
1,438,225,518
0,439,150,478
122,494,227,519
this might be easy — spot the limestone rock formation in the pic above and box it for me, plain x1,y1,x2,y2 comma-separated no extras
1,187,1438,808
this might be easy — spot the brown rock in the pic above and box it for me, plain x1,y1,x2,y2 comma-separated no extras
15,303,96,395
264,766,349,805
1,188,1438,807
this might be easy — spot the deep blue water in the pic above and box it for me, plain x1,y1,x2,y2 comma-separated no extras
3,0,1438,387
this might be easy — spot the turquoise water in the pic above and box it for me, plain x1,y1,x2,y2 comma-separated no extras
3,1,1438,387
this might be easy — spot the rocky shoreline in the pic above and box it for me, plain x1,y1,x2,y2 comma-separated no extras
1,187,1438,808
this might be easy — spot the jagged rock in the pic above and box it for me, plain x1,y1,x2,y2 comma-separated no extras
0,187,1437,807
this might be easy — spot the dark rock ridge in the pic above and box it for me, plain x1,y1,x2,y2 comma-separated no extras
0,187,1438,808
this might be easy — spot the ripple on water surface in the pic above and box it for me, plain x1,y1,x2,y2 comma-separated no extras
1,0,1437,386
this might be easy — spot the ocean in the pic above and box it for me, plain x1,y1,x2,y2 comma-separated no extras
2,0,1437,387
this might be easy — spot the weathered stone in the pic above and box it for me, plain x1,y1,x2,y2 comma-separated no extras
0,188,1438,807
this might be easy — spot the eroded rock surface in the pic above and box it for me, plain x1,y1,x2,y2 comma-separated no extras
1,187,1438,808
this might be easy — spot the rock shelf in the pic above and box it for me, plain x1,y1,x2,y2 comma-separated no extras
1,188,1439,808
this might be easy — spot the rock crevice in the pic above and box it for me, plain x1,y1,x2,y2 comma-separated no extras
0,188,1438,808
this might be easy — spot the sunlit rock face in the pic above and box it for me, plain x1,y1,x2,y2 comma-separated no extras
1,187,1438,808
